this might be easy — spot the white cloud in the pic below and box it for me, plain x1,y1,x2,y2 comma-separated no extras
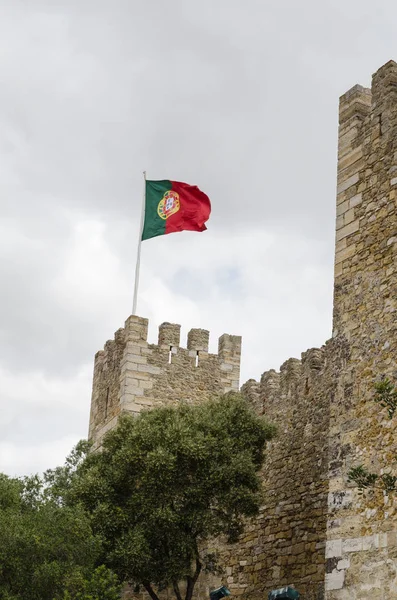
52,217,131,316
0,437,81,478
0,363,92,476
138,228,333,380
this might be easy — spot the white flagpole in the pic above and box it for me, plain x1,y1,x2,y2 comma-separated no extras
132,171,146,315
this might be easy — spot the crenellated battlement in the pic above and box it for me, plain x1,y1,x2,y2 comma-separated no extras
157,322,181,349
94,316,240,360
338,84,371,127
240,346,325,419
88,315,241,449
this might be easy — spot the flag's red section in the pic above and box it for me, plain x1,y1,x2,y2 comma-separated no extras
165,181,211,235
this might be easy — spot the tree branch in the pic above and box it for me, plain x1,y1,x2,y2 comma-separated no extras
185,557,202,600
173,580,183,600
193,557,202,585
143,581,161,600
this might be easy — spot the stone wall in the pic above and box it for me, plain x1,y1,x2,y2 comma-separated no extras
192,341,348,600
213,350,330,600
324,60,397,599
87,59,397,600
88,316,241,449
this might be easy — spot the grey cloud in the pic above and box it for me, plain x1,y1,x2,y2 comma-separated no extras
1,0,397,474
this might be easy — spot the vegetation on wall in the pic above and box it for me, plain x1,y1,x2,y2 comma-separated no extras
348,379,397,493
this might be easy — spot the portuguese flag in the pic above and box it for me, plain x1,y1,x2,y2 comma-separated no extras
142,180,211,241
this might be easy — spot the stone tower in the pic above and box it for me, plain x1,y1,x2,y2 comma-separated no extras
88,315,241,449
324,60,397,598
88,61,397,600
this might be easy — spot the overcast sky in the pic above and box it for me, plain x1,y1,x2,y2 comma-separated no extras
0,0,395,476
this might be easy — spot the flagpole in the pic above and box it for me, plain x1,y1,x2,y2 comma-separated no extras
132,171,146,315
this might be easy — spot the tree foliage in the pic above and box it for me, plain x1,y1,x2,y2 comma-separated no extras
71,393,275,600
59,566,121,600
0,394,274,600
348,378,397,494
373,377,397,419
0,445,121,600
348,465,397,493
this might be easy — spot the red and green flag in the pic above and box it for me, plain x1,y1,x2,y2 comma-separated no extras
142,180,211,241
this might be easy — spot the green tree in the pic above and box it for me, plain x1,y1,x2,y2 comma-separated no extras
0,445,121,600
59,566,121,600
71,393,275,600
348,378,397,493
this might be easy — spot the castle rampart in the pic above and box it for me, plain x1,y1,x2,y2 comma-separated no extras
88,60,397,600
196,341,346,600
89,315,241,449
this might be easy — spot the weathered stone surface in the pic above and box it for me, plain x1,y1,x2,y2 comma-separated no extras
87,60,397,600
326,59,397,600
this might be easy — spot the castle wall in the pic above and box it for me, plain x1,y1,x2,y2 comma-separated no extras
215,350,330,600
193,342,346,600
325,61,397,599
88,328,126,444
87,59,397,600
88,316,241,449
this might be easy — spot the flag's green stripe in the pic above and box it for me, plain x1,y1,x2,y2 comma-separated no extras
141,180,172,241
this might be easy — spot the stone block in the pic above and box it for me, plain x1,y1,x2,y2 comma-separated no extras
349,193,362,208
121,401,145,414
218,334,242,361
137,364,161,374
220,363,234,372
325,539,342,558
120,387,144,400
124,315,148,341
125,342,144,355
337,173,359,195
120,361,139,372
136,397,153,407
139,380,153,390
335,219,360,242
343,208,355,225
335,244,356,265
342,537,363,553
336,199,349,216
338,148,363,172
123,354,146,365
337,558,350,570
123,376,139,389
325,569,345,591
158,322,181,348
187,328,209,352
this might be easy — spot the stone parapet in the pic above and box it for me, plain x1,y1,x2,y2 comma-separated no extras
88,316,241,449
